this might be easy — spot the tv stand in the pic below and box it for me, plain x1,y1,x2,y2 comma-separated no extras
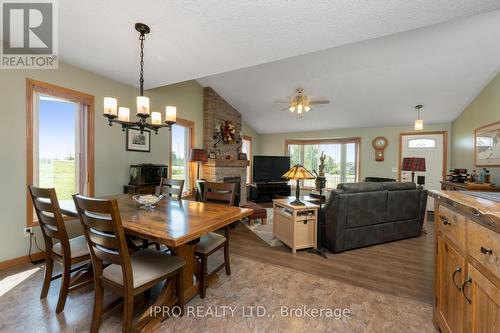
249,182,291,202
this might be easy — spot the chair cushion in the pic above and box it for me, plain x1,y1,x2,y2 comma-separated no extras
53,235,89,259
103,248,185,288
195,232,226,254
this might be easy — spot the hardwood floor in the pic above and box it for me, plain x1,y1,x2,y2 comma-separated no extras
229,213,434,304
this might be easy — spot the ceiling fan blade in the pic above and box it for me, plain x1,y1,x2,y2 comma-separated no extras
279,106,290,111
310,100,330,105
273,100,290,104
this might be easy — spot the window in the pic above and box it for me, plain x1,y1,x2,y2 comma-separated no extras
27,79,94,226
408,138,436,148
170,118,194,195
285,138,360,189
241,135,252,184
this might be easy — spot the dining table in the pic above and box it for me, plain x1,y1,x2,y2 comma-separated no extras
58,194,253,302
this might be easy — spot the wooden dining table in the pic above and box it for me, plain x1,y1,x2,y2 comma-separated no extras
58,194,252,301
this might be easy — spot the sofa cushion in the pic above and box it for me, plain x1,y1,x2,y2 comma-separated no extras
337,182,384,193
382,182,416,191
345,191,387,228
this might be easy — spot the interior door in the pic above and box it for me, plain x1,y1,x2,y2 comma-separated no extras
400,132,445,211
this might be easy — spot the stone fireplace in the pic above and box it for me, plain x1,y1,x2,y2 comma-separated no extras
202,87,248,205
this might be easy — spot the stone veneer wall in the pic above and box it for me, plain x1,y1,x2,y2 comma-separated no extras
202,87,247,204
203,87,242,158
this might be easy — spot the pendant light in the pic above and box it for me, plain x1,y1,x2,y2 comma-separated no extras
414,105,424,131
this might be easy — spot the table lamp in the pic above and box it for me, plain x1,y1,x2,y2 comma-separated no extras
401,157,426,183
190,149,208,180
282,164,315,206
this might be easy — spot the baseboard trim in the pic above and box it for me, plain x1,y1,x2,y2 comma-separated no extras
0,251,45,270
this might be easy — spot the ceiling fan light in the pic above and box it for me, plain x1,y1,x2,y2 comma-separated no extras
297,104,303,111
289,106,295,112
305,105,311,112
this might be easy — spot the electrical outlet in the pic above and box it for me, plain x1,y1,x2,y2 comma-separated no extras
23,227,32,237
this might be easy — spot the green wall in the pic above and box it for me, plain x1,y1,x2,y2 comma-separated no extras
259,123,452,180
451,72,500,184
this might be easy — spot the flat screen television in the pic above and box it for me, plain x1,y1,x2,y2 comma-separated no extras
253,156,291,183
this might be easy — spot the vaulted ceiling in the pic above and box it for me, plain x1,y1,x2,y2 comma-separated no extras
198,10,500,133
57,1,500,133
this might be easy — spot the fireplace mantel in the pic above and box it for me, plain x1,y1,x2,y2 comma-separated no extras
204,159,249,168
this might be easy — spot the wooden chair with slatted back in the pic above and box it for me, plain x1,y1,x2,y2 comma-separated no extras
72,194,185,333
159,178,185,201
194,182,236,298
28,185,92,313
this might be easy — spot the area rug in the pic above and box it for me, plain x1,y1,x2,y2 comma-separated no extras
240,208,284,247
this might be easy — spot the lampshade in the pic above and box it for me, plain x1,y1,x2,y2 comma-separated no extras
282,164,315,180
401,157,426,172
190,149,208,163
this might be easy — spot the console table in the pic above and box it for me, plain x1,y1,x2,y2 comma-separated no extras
272,198,318,253
440,180,499,192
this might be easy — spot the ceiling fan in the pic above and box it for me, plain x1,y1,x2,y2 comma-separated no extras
273,88,330,115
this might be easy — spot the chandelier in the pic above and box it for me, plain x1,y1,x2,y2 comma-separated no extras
103,23,176,134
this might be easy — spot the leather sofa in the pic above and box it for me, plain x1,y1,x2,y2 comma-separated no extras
322,182,427,253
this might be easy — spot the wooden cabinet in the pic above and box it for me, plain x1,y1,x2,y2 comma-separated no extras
272,199,318,253
431,191,500,333
436,236,466,333
123,184,157,195
463,264,500,333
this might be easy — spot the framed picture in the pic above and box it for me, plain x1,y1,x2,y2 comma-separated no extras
126,128,151,152
475,121,500,167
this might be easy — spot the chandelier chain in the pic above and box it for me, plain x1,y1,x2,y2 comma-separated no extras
139,34,145,95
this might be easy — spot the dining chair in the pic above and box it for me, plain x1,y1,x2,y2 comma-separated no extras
72,194,185,333
159,178,185,201
28,185,92,313
194,182,236,298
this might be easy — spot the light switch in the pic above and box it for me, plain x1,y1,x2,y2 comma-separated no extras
392,167,398,173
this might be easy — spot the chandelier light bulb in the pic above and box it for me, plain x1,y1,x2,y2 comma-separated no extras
305,105,311,112
289,106,295,112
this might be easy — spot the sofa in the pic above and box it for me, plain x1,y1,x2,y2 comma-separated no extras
322,182,427,253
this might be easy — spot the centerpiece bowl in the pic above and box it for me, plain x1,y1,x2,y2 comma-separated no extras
132,194,164,209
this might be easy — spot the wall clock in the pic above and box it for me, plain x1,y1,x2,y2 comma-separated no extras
372,136,388,161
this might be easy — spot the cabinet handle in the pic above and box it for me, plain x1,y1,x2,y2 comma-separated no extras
471,209,481,218
461,277,472,304
440,216,451,225
480,246,493,255
452,266,462,290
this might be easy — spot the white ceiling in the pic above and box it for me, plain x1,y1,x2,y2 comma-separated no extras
198,10,500,133
58,0,500,90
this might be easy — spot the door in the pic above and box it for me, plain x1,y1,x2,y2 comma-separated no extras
465,264,500,333
400,132,446,211
437,237,466,333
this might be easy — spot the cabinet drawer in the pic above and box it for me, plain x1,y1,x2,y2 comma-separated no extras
438,205,466,250
467,221,500,280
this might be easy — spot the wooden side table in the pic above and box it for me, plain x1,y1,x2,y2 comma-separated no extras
272,198,318,253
